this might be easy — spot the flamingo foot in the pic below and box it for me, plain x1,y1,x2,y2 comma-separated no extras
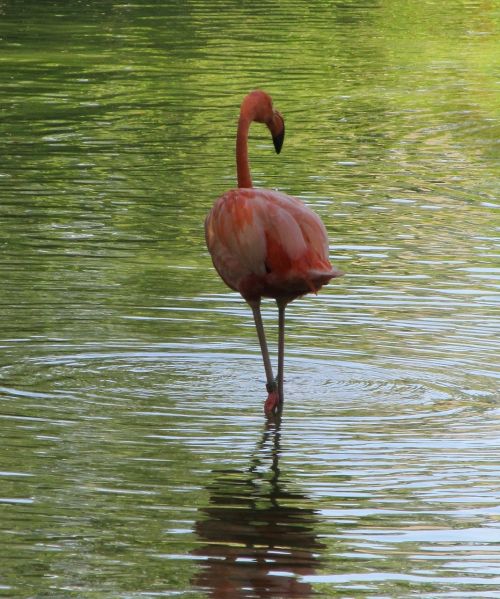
264,389,280,417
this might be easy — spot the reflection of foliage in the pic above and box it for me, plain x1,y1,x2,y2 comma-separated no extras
0,0,497,345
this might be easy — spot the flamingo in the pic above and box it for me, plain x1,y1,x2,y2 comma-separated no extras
205,90,342,416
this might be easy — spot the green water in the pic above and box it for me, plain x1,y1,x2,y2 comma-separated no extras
1,1,499,597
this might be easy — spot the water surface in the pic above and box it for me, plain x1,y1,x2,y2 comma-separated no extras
1,1,499,597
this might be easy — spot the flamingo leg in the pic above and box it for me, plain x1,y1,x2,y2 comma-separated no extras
249,300,275,391
276,300,287,411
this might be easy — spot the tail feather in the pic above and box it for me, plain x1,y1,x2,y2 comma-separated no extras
306,265,344,293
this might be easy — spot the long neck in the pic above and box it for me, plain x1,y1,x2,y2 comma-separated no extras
236,115,252,188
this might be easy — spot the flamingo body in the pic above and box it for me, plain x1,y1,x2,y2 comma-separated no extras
206,188,340,303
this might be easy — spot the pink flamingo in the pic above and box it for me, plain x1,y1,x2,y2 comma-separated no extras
205,90,342,416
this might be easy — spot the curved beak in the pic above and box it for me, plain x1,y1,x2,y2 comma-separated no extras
268,111,285,154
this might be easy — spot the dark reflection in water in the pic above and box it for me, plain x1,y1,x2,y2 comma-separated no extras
192,422,324,598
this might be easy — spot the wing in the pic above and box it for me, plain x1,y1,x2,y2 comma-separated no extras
205,189,268,292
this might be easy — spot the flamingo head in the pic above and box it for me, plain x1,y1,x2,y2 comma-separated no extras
241,90,285,154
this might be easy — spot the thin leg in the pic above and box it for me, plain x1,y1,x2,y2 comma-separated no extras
276,300,287,410
249,300,275,390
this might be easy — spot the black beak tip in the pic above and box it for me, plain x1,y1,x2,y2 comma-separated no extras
273,127,285,154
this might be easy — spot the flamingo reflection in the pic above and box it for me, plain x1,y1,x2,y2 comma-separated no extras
192,421,324,598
